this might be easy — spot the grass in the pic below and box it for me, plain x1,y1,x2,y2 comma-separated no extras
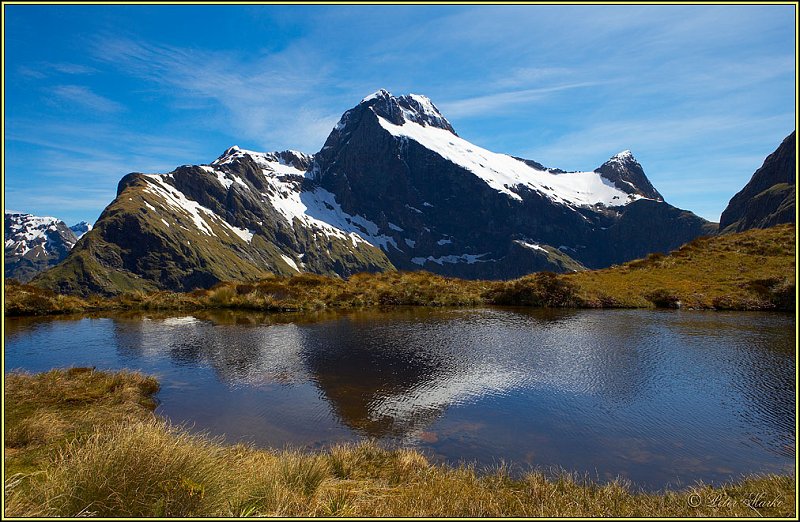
4,370,795,517
568,224,795,310
5,224,795,316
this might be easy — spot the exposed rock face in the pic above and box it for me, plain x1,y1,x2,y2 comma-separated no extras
5,212,78,282
594,150,663,200
719,131,796,234
37,90,715,295
312,89,711,277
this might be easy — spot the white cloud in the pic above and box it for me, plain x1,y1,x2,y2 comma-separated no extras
439,82,609,119
51,85,125,113
91,37,339,152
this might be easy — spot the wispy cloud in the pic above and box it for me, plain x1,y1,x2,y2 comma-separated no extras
5,185,115,220
524,113,793,169
7,118,209,174
440,82,609,119
18,61,97,79
90,37,338,151
51,85,125,113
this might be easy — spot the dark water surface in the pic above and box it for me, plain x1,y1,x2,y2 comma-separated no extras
4,307,795,490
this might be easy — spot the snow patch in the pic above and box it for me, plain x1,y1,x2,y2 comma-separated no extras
514,240,547,253
376,115,638,208
280,254,300,272
258,174,398,252
142,175,257,243
361,89,389,103
229,226,255,243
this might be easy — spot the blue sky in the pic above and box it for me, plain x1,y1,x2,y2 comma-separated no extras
4,4,796,225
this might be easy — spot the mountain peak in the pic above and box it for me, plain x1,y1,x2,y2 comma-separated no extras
357,89,457,135
361,89,392,103
596,150,663,201
69,221,93,240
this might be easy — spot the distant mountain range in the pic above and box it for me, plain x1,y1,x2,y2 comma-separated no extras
4,213,91,283
7,91,793,295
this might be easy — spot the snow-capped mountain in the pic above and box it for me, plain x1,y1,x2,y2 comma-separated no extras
312,89,713,276
5,212,78,282
69,221,93,240
36,90,714,295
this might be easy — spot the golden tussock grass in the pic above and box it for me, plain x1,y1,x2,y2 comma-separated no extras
4,224,795,316
3,370,795,518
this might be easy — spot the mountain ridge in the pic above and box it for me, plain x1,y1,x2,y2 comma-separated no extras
5,212,81,283
719,130,795,233
33,90,715,295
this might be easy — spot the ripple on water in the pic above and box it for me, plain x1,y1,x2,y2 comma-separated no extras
3,308,795,491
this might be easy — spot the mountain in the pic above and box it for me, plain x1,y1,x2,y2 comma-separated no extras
33,149,395,296
719,131,796,234
35,90,714,296
311,89,713,275
69,221,93,240
5,212,78,283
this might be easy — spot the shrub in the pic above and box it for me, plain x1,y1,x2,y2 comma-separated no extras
487,272,581,307
645,289,681,309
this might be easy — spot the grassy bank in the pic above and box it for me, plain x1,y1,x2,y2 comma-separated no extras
4,369,795,517
568,224,796,309
4,225,795,316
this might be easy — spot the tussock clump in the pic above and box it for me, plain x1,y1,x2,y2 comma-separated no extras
4,370,796,518
26,419,228,517
486,272,582,307
645,289,682,309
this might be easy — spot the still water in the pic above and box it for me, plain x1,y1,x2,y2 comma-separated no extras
4,307,795,491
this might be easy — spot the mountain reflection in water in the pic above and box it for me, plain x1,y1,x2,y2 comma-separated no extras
4,307,794,491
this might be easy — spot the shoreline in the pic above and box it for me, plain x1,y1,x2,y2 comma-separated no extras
5,225,795,317
4,368,795,517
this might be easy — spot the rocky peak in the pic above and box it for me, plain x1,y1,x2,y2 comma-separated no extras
595,150,663,201
719,130,796,233
5,212,79,282
358,89,457,135
270,150,314,172
211,146,313,173
69,221,93,239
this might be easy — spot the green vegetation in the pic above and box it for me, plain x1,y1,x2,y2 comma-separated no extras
4,369,794,517
568,224,795,309
31,175,394,296
4,368,159,479
5,225,795,316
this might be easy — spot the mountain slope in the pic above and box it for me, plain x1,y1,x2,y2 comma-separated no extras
37,90,714,295
4,213,78,283
719,131,796,233
313,89,712,276
34,149,395,296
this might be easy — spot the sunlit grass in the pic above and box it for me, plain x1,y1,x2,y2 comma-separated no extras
4,369,795,517
5,225,795,316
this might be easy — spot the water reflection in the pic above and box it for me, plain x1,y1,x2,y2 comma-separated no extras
3,308,794,490
111,315,309,385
